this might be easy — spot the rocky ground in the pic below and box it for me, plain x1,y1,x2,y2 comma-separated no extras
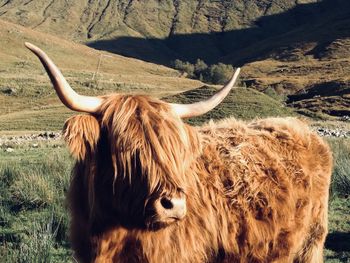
0,132,62,152
315,127,350,138
1,126,349,152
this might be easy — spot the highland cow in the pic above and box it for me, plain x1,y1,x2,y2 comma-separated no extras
26,42,332,263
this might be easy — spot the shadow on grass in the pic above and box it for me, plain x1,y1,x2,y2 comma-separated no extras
325,231,350,252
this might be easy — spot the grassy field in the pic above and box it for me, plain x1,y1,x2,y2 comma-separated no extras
325,138,350,262
0,142,72,262
0,135,349,262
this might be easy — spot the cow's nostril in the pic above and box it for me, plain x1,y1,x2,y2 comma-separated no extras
154,195,187,221
160,197,173,210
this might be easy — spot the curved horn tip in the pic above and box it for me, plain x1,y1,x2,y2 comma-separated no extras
228,67,241,84
170,67,241,118
233,67,241,78
24,42,32,47
25,42,48,57
24,42,37,50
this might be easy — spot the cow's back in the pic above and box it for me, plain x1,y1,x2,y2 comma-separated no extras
199,117,332,262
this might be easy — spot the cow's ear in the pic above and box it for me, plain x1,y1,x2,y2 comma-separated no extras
63,115,100,160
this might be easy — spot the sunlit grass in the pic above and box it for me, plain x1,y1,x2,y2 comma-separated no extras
0,135,349,262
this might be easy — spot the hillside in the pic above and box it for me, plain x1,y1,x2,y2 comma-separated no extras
165,85,295,125
0,19,203,131
1,0,349,65
0,18,295,131
0,0,349,119
0,0,320,64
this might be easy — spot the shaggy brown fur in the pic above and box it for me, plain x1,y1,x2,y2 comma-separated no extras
63,95,332,263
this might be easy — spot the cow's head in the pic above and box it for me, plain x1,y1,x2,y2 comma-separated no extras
25,42,240,230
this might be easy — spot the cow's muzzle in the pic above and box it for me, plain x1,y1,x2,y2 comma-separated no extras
153,193,187,224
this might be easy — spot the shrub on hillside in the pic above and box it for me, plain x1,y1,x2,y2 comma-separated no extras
173,59,195,78
194,59,208,77
207,63,233,85
263,87,287,102
173,59,234,85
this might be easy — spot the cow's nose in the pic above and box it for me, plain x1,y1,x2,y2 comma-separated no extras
155,194,187,220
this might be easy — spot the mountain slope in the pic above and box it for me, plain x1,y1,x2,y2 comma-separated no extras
0,19,292,131
2,0,347,65
1,0,350,119
0,19,203,130
0,0,318,64
0,0,307,40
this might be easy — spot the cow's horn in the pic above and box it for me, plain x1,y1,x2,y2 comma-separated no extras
25,42,103,113
170,68,240,118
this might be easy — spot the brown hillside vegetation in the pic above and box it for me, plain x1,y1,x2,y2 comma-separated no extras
0,19,293,131
0,19,203,131
0,0,349,118
0,0,309,44
0,0,327,65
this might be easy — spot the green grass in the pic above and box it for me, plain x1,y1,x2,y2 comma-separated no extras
325,198,350,263
165,86,296,125
0,144,72,262
0,136,349,262
324,138,350,263
328,138,350,198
